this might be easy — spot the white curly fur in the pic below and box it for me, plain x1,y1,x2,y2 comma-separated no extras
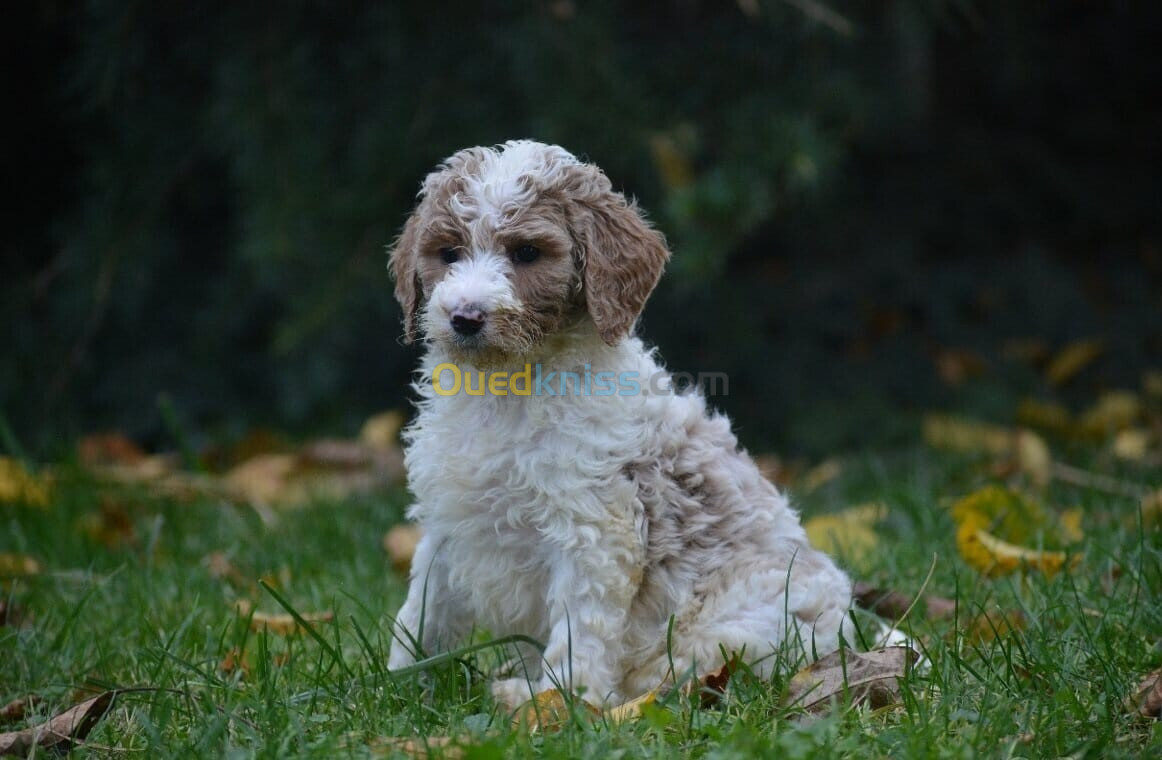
387,140,853,707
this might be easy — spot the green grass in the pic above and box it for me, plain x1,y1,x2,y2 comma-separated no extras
2,448,1161,758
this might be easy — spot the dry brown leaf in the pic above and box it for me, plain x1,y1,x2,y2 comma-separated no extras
77,432,146,467
784,646,917,715
233,599,334,635
1113,429,1153,462
0,697,40,724
964,608,1026,644
0,690,116,756
360,410,406,449
204,551,249,588
1045,339,1103,386
933,348,988,386
606,689,658,723
511,689,599,733
78,498,137,549
383,524,422,573
219,648,250,677
223,454,301,506
852,582,957,622
369,734,466,759
0,554,41,577
1127,667,1162,719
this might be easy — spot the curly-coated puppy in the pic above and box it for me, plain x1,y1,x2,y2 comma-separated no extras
387,140,852,707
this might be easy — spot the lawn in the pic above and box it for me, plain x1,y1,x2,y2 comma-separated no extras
2,413,1161,758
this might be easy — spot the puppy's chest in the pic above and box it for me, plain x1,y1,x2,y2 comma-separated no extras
406,397,626,521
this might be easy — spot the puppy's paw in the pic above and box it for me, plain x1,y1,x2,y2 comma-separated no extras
491,677,540,711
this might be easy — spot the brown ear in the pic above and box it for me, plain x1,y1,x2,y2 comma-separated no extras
388,214,423,344
577,183,671,345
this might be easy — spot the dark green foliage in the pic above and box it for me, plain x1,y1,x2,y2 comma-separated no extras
4,1,1159,454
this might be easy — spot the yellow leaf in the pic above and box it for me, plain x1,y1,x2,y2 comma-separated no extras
1015,398,1073,435
383,524,422,574
648,133,695,189
511,689,599,733
922,415,1010,455
805,503,885,571
1045,339,1103,386
1112,429,1153,462
0,553,41,576
0,457,51,508
950,486,1081,578
606,689,658,723
1014,430,1052,486
359,410,406,449
233,599,334,635
801,459,843,492
1077,390,1142,437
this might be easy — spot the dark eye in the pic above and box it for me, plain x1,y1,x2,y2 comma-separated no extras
512,244,540,264
439,247,460,264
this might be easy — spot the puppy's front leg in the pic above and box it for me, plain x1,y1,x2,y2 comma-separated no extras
493,526,641,707
387,530,466,671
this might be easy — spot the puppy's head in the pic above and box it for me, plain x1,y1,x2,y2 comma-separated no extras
389,140,669,364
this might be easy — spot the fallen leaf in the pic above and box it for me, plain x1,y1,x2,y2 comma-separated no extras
801,459,843,492
933,348,988,386
1012,430,1052,486
1113,429,1153,462
1127,667,1162,719
923,415,1011,456
606,689,658,723
964,608,1026,644
223,454,301,506
804,503,885,570
950,486,1081,578
1015,398,1073,436
77,432,146,467
360,410,406,449
1077,390,1142,437
784,646,917,715
219,648,250,677
369,735,466,759
0,690,117,756
511,689,599,733
233,599,334,635
204,551,249,588
1045,339,1103,386
78,498,136,549
0,697,40,724
383,524,422,573
0,457,50,508
0,554,41,577
852,582,957,622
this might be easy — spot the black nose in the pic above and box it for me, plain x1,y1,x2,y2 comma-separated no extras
451,308,485,336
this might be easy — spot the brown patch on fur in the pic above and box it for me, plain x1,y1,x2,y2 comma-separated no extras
389,214,423,343
559,164,671,345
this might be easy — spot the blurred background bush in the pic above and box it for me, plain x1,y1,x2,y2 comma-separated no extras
3,0,1159,457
